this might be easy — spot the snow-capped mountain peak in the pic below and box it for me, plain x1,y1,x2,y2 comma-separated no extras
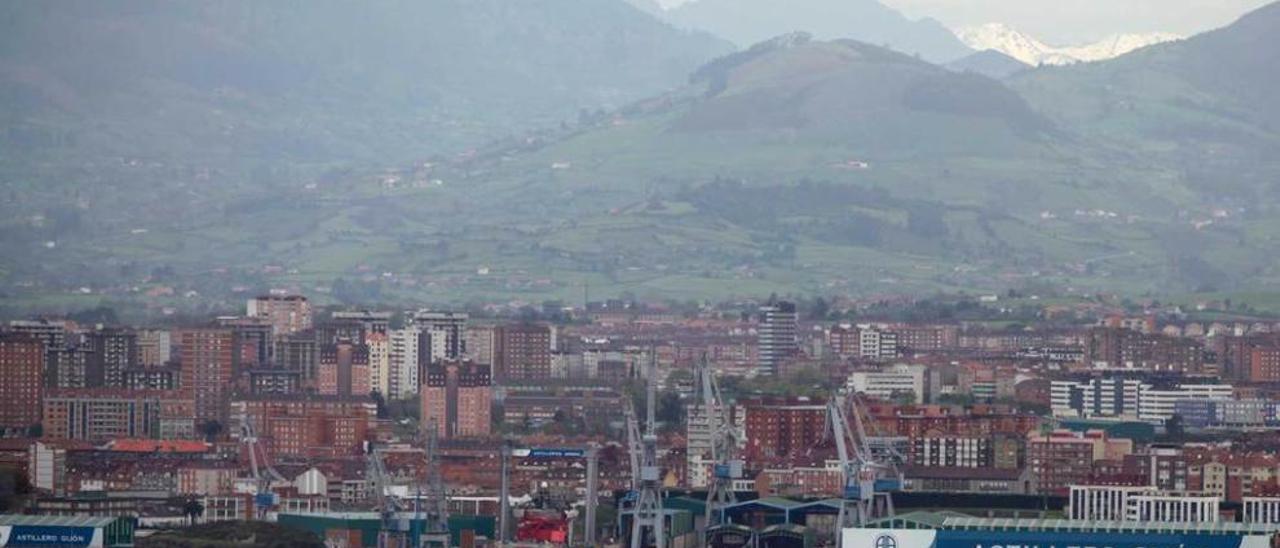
954,23,1181,66
954,23,1052,66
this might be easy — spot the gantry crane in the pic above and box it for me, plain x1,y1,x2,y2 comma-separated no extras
240,417,286,519
826,393,901,542
366,445,406,548
692,354,741,542
629,352,665,548
421,418,451,548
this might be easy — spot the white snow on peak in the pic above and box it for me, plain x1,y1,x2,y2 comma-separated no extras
954,23,1181,66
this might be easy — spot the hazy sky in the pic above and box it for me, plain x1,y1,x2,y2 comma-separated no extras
658,0,1273,44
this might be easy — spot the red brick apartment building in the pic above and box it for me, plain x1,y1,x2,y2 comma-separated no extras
742,397,828,464
0,335,45,432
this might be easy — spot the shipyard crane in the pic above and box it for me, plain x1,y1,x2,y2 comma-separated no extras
366,445,406,548
624,399,643,491
421,418,451,548
846,393,907,479
691,354,741,540
498,441,600,546
240,417,286,519
826,393,900,542
629,352,665,548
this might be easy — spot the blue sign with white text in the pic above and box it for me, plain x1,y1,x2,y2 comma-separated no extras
5,526,96,547
528,448,585,458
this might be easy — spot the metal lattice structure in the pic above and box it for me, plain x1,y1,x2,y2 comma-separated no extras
421,418,450,547
240,416,286,519
365,446,405,548
827,393,901,543
693,354,741,540
629,352,665,548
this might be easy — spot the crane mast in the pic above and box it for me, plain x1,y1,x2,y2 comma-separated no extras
240,416,285,519
629,352,665,548
366,446,404,548
827,393,900,545
421,417,450,548
694,354,740,539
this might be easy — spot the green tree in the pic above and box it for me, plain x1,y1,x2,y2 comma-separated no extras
1166,414,1186,442
182,498,205,525
199,420,223,442
370,391,389,419
656,391,685,427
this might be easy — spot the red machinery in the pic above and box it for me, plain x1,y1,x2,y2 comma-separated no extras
516,509,570,544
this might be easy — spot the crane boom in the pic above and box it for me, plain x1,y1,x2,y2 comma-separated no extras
828,393,898,545
696,354,740,539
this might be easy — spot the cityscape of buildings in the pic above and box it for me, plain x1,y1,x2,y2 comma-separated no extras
7,294,1280,546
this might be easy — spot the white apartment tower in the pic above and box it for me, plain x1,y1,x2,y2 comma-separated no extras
758,302,798,376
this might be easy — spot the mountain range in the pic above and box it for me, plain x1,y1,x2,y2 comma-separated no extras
2,0,1280,311
0,0,730,168
956,23,1182,66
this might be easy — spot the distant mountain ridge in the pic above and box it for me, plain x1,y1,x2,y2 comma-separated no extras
0,0,732,166
5,0,1280,308
956,23,1182,66
946,49,1031,79
666,0,973,63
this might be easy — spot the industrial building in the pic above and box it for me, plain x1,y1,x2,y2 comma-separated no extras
844,512,1279,548
0,515,135,548
277,512,493,548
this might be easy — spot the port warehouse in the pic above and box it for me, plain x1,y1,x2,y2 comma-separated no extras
652,492,1068,546
0,515,135,548
0,492,1064,548
620,493,1068,548
845,512,1280,548
277,513,493,547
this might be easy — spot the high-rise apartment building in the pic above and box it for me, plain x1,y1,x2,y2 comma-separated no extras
247,294,313,337
325,311,392,345
48,346,93,389
87,327,137,388
495,324,552,382
231,394,375,459
0,335,45,433
217,316,273,372
742,397,827,463
317,340,371,397
757,302,798,376
409,311,467,360
177,328,236,426
366,331,391,397
858,327,900,359
136,329,172,367
388,327,422,399
8,319,68,364
275,330,319,380
465,325,497,366
420,360,492,439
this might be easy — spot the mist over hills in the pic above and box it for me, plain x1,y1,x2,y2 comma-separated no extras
665,0,973,63
1013,2,1280,199
946,50,1031,80
2,0,1280,311
432,3,1280,299
0,0,731,167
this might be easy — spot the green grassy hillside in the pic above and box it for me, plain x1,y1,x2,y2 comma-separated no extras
5,3,1280,314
